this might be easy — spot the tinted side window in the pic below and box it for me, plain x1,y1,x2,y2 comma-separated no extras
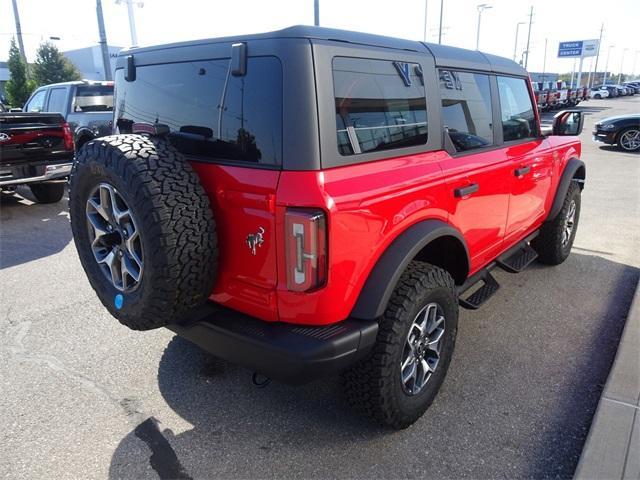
439,70,493,152
46,88,67,114
114,57,282,165
333,57,427,156
25,90,47,112
497,76,537,141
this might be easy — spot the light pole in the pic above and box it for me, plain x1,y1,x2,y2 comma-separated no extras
314,0,319,26
475,4,492,50
633,50,639,79
603,45,614,84
438,0,444,44
513,22,525,61
524,5,534,69
617,48,629,84
423,0,428,42
115,0,143,46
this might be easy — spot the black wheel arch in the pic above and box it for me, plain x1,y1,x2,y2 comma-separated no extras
74,126,96,150
351,219,469,320
547,158,585,222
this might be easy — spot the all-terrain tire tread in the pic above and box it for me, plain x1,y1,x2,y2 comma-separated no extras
532,181,580,265
69,134,218,330
342,261,457,429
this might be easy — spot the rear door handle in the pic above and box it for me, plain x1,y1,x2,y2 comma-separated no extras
514,166,531,177
454,183,479,198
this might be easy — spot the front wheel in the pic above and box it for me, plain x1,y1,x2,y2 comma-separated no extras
532,181,581,265
617,128,640,152
594,94,601,99
342,262,458,429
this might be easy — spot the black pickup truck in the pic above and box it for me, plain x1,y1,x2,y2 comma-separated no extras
0,112,74,203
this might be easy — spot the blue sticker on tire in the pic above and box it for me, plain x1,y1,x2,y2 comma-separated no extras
115,294,124,310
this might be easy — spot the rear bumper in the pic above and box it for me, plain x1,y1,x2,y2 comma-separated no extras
0,161,73,186
168,303,379,385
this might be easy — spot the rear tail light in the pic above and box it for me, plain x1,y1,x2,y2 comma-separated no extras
62,122,74,151
285,208,327,292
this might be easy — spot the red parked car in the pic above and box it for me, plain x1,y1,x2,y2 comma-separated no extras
69,26,586,429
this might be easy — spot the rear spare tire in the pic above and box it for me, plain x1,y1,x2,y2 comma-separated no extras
69,134,218,330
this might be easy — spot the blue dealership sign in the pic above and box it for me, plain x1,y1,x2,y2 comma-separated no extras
558,41,584,58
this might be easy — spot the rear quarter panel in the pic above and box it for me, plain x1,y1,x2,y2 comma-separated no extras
275,152,449,325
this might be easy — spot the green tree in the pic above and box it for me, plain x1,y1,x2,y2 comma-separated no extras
4,38,35,107
32,42,81,86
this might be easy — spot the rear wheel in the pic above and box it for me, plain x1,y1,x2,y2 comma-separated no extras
533,181,581,265
29,182,65,203
617,128,640,152
342,262,458,429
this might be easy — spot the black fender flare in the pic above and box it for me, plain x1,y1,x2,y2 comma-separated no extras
547,158,586,221
74,126,96,148
350,220,469,320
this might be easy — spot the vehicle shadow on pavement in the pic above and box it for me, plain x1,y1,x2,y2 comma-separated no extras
0,187,72,269
107,254,639,480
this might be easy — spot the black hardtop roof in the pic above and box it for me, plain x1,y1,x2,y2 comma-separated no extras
119,25,527,77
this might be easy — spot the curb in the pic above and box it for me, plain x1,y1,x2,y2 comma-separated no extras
574,280,640,479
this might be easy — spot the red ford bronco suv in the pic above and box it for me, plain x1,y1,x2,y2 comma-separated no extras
69,26,585,429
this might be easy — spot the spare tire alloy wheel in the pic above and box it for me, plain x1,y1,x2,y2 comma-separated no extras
401,302,445,396
86,183,143,292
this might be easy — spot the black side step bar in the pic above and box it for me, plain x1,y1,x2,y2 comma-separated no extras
459,270,500,310
457,232,539,310
496,242,538,273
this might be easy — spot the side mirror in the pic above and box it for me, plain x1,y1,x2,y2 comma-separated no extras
551,110,584,136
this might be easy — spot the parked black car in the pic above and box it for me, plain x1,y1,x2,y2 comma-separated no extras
593,114,640,152
21,80,113,150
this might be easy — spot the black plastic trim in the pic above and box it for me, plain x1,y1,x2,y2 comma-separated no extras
547,158,586,221
351,220,469,320
167,303,378,385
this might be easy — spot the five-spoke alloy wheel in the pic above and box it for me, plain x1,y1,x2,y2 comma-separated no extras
86,183,143,292
618,128,640,152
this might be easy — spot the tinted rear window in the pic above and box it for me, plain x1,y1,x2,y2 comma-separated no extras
74,85,113,112
333,57,427,156
114,56,282,166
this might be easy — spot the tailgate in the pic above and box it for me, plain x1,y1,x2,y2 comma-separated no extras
0,113,70,165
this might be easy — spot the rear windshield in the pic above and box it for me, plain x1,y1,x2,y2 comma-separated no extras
73,85,114,112
333,57,428,156
114,56,282,166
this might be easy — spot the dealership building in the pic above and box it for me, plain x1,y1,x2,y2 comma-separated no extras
63,45,123,80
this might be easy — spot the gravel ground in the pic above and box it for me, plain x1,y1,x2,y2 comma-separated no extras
1,96,638,479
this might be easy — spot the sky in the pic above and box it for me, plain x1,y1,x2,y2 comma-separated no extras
1,0,639,76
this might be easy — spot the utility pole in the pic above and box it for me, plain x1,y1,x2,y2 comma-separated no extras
116,0,142,46
475,4,492,51
438,0,444,44
513,22,525,61
524,5,533,69
541,38,547,82
603,45,614,84
423,0,428,42
314,0,319,26
96,0,113,81
618,48,629,84
590,23,604,88
11,0,28,65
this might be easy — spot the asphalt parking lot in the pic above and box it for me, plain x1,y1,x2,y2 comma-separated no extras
1,96,639,479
